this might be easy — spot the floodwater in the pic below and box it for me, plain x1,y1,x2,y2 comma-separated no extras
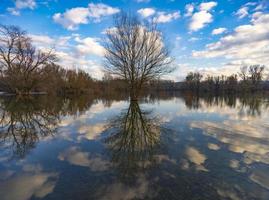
0,93,269,200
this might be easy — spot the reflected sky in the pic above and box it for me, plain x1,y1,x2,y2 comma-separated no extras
0,93,269,200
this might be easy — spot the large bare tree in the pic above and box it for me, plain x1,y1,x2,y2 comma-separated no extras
104,13,173,100
0,25,56,94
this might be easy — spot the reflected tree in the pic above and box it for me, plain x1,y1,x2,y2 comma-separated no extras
0,95,96,159
0,97,60,158
104,101,163,179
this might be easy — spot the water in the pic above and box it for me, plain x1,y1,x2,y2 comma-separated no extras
0,93,269,200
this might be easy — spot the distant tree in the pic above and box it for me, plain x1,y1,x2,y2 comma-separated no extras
0,25,56,94
104,13,173,100
185,72,203,92
248,65,265,90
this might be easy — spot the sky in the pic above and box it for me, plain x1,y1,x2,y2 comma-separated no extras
0,0,269,81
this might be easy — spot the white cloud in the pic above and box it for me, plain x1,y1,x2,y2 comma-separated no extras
74,36,105,57
53,3,120,30
189,2,217,31
212,27,227,35
7,0,36,16
88,3,120,22
189,11,213,31
199,1,217,11
53,7,90,30
236,6,249,19
137,8,156,18
184,3,194,17
154,11,180,23
193,13,269,69
29,33,105,79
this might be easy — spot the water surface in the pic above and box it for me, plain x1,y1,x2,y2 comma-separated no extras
0,93,269,200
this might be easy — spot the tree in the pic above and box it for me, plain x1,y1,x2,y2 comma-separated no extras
185,72,203,92
248,65,265,90
0,25,56,94
104,13,173,100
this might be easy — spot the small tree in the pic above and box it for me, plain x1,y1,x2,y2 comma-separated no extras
0,25,56,94
104,13,173,100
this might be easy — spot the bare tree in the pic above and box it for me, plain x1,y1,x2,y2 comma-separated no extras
248,65,265,86
0,25,56,94
104,13,173,100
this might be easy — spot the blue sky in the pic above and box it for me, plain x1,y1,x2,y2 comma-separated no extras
1,0,269,80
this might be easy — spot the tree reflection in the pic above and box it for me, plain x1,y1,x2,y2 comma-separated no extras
182,92,269,116
104,101,163,179
0,97,60,158
0,95,95,159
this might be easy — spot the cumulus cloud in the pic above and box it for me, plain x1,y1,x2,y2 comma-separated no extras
53,3,120,30
137,8,156,18
193,13,269,68
199,1,217,11
74,36,105,57
153,11,180,23
53,7,90,30
189,1,217,31
29,33,105,79
212,27,227,35
7,0,36,16
184,3,195,17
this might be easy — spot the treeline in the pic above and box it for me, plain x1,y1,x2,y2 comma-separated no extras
0,25,130,96
183,65,268,93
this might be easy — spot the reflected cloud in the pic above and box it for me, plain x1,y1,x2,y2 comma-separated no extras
185,146,208,172
95,174,155,200
77,123,106,141
208,143,220,150
58,146,111,171
191,121,269,165
0,164,58,200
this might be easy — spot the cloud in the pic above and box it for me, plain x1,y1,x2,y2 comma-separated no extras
88,3,120,22
184,3,195,17
137,8,156,18
212,27,227,35
193,13,269,68
153,11,180,23
199,1,217,11
53,3,120,30
7,0,36,16
74,36,105,57
53,7,90,30
189,2,217,31
235,6,249,19
29,33,105,79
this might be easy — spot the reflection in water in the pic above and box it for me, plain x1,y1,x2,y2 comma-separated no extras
104,101,162,179
0,96,95,159
0,93,269,199
182,92,269,116
0,97,60,159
